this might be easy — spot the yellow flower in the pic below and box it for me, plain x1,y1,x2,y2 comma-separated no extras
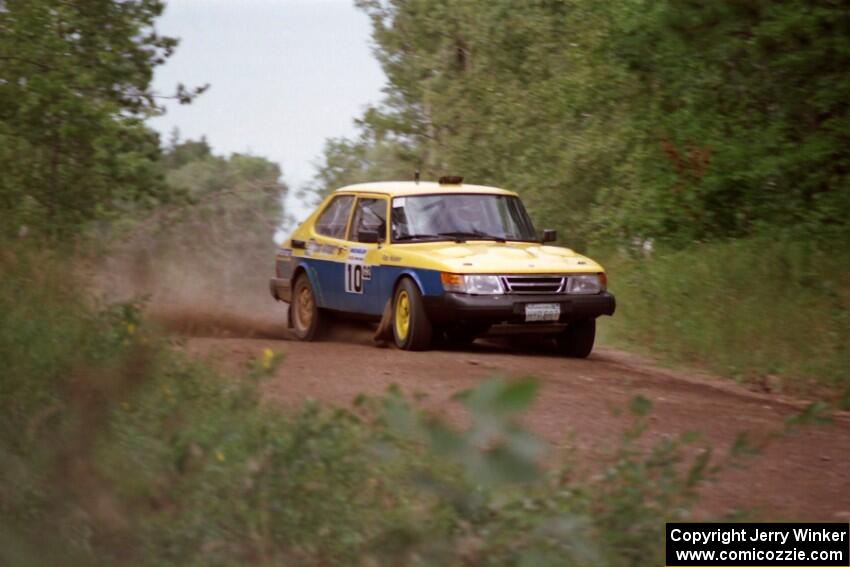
261,348,275,370
126,323,136,335
216,450,225,462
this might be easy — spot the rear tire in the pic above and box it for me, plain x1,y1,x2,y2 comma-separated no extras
291,274,325,341
557,319,596,358
392,278,433,351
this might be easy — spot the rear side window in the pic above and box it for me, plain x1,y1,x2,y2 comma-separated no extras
350,198,388,242
314,195,354,239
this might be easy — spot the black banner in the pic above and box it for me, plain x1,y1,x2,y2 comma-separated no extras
666,523,849,566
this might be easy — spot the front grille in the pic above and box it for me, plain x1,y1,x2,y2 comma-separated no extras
500,275,565,294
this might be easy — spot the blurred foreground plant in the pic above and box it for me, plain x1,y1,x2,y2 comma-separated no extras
0,245,742,567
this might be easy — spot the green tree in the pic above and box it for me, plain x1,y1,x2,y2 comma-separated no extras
320,0,638,248
591,0,850,243
315,0,850,247
310,126,421,198
0,0,206,238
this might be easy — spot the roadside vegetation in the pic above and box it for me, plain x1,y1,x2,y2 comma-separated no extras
312,0,850,402
2,249,717,566
600,237,850,405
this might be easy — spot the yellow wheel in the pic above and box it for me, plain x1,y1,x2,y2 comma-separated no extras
394,290,410,341
291,274,325,341
392,278,432,350
295,285,314,330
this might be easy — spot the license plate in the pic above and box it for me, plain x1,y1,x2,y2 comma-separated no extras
524,303,561,322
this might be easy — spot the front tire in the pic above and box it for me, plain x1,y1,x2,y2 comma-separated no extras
557,319,596,358
291,274,325,341
392,278,433,351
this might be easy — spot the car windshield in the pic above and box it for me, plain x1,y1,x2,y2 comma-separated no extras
391,193,537,243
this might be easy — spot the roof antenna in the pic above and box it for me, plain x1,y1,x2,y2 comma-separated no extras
414,170,420,185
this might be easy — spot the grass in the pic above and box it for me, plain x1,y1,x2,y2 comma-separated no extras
0,244,720,566
596,236,850,406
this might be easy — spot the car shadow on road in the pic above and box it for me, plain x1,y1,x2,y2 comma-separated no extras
317,316,578,359
438,337,572,359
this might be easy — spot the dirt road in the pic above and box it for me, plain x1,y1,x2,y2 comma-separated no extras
172,311,850,521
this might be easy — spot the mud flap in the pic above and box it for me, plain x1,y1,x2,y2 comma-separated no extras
373,299,393,347
284,302,292,329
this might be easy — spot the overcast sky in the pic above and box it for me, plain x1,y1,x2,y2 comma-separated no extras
148,0,386,211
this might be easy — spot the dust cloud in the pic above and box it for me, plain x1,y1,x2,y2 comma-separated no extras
93,208,377,344
93,199,291,340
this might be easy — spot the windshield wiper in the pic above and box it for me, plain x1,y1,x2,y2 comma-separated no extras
437,231,507,243
393,233,443,241
394,231,508,243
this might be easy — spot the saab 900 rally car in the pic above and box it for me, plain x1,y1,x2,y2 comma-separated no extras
270,177,615,356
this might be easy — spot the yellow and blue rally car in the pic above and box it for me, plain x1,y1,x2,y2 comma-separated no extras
270,177,615,356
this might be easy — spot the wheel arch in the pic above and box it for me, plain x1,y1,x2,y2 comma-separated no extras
393,269,427,297
292,261,325,307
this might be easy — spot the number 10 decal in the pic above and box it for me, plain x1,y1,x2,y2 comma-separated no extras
345,263,364,294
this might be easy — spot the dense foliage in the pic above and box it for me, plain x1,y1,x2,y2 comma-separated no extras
602,237,850,406
315,0,850,248
0,0,206,238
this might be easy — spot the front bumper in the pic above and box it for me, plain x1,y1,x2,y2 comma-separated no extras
423,291,616,325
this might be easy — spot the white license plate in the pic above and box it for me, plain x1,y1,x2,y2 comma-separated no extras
524,303,561,322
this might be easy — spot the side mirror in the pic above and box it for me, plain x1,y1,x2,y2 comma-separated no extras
358,229,381,244
541,229,557,243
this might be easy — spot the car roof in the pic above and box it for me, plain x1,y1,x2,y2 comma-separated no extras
333,181,517,197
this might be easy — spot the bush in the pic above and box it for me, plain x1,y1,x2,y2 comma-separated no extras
598,236,850,406
1,246,715,566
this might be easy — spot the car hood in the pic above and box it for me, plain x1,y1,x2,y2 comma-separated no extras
382,242,604,274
